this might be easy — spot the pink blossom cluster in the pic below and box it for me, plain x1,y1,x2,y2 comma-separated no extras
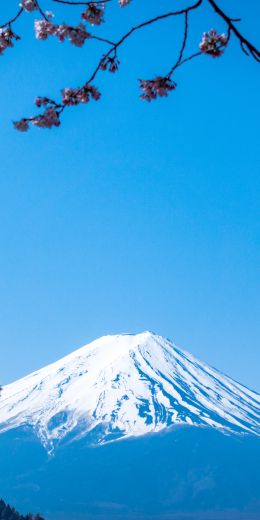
35,20,91,47
0,28,20,56
62,84,101,106
100,55,120,73
14,84,101,131
81,3,105,25
32,107,60,128
34,96,56,108
20,0,37,12
119,0,132,7
14,106,60,131
199,29,228,57
34,19,56,39
13,119,29,132
139,76,177,101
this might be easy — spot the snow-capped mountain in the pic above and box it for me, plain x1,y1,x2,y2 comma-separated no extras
0,332,259,452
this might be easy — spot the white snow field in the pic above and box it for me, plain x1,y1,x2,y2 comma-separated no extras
0,331,259,451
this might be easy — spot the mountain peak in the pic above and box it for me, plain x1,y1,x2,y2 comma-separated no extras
0,332,259,452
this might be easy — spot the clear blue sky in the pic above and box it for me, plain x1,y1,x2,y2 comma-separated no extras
0,0,259,390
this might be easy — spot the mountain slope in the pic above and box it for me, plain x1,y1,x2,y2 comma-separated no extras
1,426,260,520
0,332,259,452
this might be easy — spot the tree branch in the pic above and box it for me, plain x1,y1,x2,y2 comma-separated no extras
51,0,111,5
168,11,189,78
207,0,260,62
0,7,23,29
9,0,259,130
87,0,203,83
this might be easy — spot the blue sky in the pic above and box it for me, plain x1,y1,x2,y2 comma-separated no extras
0,0,259,390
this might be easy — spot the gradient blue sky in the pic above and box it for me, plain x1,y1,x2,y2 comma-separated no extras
0,0,259,390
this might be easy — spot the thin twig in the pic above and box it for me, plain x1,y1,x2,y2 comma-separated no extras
51,0,111,5
114,0,202,50
177,50,202,69
0,7,23,29
168,11,189,77
35,1,50,21
91,35,116,46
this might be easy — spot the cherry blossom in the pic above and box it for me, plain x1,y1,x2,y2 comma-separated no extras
100,55,120,73
31,107,60,128
34,96,52,107
8,0,258,131
35,20,91,46
81,4,105,26
0,28,20,56
15,84,101,131
119,0,132,7
34,19,56,40
139,76,177,101
57,23,91,46
20,0,38,12
14,106,61,131
62,84,101,105
199,28,228,57
13,119,29,132
45,11,54,20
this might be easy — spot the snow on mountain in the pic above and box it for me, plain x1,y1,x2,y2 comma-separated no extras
0,332,259,452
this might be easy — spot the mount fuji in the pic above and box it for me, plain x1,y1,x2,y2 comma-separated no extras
0,331,259,451
0,332,259,520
